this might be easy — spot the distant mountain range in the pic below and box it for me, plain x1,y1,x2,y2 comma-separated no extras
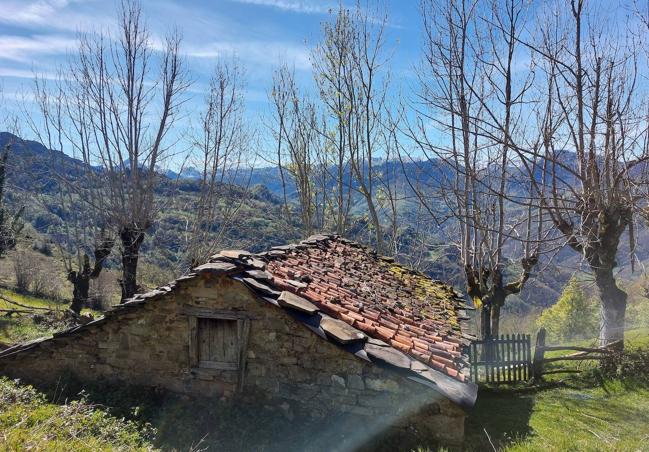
3,131,645,317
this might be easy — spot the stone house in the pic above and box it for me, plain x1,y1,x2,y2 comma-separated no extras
0,235,477,445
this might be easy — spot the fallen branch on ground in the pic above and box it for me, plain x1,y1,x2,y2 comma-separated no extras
0,295,53,312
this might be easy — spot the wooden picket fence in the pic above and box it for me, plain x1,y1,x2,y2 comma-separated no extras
531,327,620,379
467,328,620,383
468,334,532,384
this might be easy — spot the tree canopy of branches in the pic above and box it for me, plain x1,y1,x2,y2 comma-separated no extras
184,58,250,267
312,2,393,252
27,74,115,314
524,0,648,347
30,0,189,303
0,144,23,258
0,96,24,258
270,64,322,238
404,0,545,338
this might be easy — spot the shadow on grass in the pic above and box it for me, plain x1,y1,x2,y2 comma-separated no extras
463,385,535,451
464,366,649,452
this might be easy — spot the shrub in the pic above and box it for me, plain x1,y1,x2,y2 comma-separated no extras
536,276,599,343
626,298,649,329
11,250,63,300
30,268,63,300
88,271,118,310
12,250,35,293
32,240,53,256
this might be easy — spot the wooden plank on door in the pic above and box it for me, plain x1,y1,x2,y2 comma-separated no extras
198,318,211,362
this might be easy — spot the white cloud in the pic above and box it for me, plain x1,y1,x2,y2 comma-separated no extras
0,68,37,79
0,35,77,62
1,0,76,26
0,67,72,82
0,0,113,33
228,0,333,14
186,40,311,71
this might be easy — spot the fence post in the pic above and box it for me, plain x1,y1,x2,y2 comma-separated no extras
532,327,547,380
525,334,531,380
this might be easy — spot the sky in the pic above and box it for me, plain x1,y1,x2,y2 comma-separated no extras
0,0,641,165
0,0,423,157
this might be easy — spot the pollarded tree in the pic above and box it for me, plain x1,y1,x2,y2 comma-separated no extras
403,0,545,338
27,75,115,314
523,0,648,347
63,0,188,301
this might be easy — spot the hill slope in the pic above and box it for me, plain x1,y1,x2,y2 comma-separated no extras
4,131,646,318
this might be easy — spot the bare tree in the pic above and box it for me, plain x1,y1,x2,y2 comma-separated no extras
66,0,188,301
524,0,647,347
0,92,24,257
183,58,250,267
312,2,392,252
27,74,115,314
269,64,322,238
312,9,353,237
403,0,544,338
376,104,406,257
0,143,24,257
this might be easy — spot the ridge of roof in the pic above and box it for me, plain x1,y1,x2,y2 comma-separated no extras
0,234,478,407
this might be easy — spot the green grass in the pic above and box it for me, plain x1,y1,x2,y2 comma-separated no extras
0,289,64,311
0,377,155,451
0,288,100,345
465,380,649,451
622,327,649,349
0,288,98,316
460,329,649,451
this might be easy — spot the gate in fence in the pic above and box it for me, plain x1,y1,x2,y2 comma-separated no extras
468,334,532,383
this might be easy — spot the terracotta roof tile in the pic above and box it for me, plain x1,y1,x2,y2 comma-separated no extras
263,236,471,383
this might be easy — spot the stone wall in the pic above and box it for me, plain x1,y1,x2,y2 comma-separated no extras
0,274,465,444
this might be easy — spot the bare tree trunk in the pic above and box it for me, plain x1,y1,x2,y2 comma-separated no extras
491,304,501,338
67,235,113,313
595,267,627,347
480,304,491,339
69,270,91,314
361,189,383,253
120,226,144,301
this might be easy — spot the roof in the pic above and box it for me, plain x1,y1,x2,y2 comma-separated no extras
263,237,473,378
0,234,477,407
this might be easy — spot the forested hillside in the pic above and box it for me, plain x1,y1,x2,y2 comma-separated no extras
1,130,639,320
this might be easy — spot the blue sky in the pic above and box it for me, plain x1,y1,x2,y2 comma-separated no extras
1,0,640,163
0,0,422,153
